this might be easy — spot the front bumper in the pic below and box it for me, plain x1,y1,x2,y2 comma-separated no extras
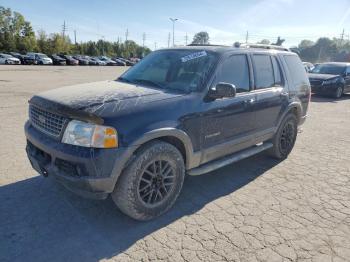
24,121,132,199
311,84,338,96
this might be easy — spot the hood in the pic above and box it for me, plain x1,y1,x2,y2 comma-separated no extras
30,80,185,118
308,73,340,80
8,57,20,61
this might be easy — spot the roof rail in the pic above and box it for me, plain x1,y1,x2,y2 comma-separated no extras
235,42,290,52
187,44,228,47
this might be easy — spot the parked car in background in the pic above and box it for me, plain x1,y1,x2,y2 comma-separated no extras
7,52,35,65
130,57,141,63
73,55,89,65
303,62,314,72
27,53,53,65
114,57,132,66
111,57,127,66
0,53,21,64
81,56,98,65
25,45,310,220
90,57,107,66
50,55,66,65
99,56,117,66
308,62,350,98
59,54,79,65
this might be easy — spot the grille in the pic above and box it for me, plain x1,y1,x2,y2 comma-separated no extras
29,105,67,137
309,79,323,86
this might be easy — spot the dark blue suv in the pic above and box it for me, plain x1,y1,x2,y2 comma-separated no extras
25,45,310,220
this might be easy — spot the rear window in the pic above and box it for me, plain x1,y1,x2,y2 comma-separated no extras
284,55,309,87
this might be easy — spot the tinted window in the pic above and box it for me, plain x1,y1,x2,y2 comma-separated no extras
253,55,275,89
217,55,250,93
284,55,309,86
271,56,283,85
120,50,218,92
346,67,350,74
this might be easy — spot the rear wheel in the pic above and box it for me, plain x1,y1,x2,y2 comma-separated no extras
269,114,298,159
112,141,185,221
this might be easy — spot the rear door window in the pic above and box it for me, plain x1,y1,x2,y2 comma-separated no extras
252,55,275,89
271,56,283,86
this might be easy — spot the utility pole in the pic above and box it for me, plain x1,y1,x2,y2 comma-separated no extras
185,33,188,46
142,33,146,48
125,28,129,42
169,18,178,47
245,30,249,44
340,29,345,45
74,30,77,45
62,21,67,38
167,32,171,48
154,42,157,50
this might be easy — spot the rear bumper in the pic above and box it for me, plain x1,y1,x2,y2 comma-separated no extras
24,121,133,199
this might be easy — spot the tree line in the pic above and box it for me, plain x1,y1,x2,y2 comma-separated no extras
0,6,151,58
2,5,350,63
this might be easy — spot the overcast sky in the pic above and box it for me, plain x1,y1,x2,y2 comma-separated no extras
1,0,350,49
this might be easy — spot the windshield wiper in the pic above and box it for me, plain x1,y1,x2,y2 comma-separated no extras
133,79,164,89
117,77,134,83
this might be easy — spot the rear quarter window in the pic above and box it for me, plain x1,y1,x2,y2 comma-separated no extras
283,55,309,87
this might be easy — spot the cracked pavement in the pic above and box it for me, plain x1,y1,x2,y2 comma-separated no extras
0,65,349,262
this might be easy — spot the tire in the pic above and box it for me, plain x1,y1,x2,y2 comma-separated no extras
112,140,185,221
333,86,343,99
268,113,298,159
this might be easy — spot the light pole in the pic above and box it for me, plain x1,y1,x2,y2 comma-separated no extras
169,18,178,47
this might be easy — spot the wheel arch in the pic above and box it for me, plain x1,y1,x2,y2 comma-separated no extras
277,102,302,129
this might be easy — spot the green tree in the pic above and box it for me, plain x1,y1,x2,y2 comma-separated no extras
257,39,270,45
298,39,314,49
192,31,209,45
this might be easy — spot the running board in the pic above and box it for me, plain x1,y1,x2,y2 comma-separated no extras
187,142,273,176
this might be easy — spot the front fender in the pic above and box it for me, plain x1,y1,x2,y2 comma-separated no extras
130,128,200,169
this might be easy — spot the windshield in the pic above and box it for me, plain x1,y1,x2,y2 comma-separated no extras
38,54,48,58
118,49,218,92
311,64,345,75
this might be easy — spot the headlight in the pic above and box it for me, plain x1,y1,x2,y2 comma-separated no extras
323,78,338,85
62,120,118,148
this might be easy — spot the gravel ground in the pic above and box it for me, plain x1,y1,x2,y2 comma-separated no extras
0,65,349,262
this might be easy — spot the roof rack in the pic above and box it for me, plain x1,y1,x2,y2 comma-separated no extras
235,42,290,52
187,44,229,47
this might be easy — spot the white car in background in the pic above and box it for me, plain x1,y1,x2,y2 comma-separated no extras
0,53,21,64
27,53,53,65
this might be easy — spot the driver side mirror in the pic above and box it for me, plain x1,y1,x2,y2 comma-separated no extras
208,82,236,100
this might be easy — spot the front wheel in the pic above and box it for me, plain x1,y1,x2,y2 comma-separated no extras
333,86,343,99
268,114,298,159
112,141,185,221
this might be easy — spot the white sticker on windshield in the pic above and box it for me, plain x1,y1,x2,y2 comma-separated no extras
181,51,207,62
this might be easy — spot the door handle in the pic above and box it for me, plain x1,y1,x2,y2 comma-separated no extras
280,92,289,97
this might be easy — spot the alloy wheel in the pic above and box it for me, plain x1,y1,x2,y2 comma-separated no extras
138,160,175,206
